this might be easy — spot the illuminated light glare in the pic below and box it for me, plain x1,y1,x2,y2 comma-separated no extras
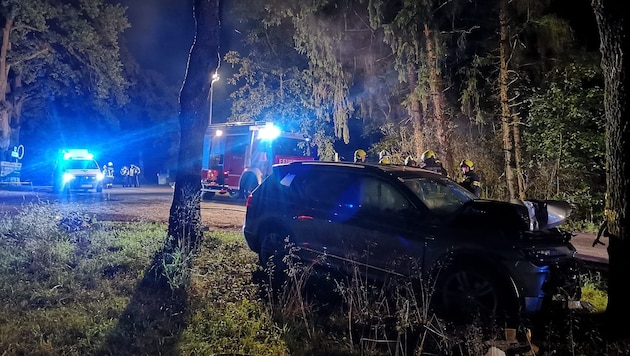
215,129,223,137
258,125,281,141
62,148,94,160
62,173,75,183
96,172,105,181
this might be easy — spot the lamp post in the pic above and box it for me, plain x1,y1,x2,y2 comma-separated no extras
208,71,220,127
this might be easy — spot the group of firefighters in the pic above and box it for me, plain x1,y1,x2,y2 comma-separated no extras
353,148,481,197
101,162,141,188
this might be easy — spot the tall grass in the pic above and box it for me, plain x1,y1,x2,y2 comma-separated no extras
1,203,628,355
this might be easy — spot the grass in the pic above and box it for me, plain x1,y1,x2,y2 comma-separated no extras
0,203,628,355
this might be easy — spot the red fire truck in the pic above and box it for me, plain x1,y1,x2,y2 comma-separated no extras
201,121,315,199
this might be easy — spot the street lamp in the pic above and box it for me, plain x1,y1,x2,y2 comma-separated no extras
208,71,220,127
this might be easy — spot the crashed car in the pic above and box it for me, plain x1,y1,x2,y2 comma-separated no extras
243,161,582,322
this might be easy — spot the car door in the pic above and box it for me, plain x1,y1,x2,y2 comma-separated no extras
338,175,433,281
283,167,357,269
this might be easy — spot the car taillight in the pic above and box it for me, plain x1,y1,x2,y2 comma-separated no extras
246,194,253,207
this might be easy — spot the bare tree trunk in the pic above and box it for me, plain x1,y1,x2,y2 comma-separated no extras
0,16,13,152
512,115,526,200
592,0,630,341
407,63,423,159
167,0,220,251
424,24,453,174
499,0,517,202
9,74,23,148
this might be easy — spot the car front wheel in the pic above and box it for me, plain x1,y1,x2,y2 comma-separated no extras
435,263,519,325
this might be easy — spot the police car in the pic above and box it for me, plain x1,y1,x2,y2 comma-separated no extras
52,149,104,193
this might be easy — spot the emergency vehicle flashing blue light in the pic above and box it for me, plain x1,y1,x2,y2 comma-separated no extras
62,148,94,160
258,125,281,141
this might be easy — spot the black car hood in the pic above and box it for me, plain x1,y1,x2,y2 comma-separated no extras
456,199,571,233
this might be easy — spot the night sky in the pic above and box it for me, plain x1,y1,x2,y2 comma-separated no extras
119,0,196,86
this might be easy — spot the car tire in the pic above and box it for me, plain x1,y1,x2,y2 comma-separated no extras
96,186,103,193
435,262,519,325
258,228,293,289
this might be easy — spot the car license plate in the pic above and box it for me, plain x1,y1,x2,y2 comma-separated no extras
81,184,92,188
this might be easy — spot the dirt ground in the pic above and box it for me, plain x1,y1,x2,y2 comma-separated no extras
0,186,246,231
0,186,608,265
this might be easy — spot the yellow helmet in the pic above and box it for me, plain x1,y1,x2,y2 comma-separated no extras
460,159,474,169
420,150,436,162
404,156,417,166
354,149,367,162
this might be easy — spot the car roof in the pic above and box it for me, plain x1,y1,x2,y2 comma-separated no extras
275,160,447,179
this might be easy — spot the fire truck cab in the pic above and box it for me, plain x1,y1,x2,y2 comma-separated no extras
201,121,315,199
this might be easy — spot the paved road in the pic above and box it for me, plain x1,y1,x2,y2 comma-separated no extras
0,184,608,268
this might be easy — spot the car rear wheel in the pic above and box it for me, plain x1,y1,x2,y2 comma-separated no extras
435,263,519,325
259,230,290,268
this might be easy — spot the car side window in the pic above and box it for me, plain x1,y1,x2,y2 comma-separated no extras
290,169,356,210
360,177,409,214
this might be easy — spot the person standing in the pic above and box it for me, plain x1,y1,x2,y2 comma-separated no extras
459,159,481,197
120,165,130,187
419,150,448,176
128,163,141,187
104,162,115,188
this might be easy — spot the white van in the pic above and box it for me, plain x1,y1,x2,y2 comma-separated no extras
52,149,104,193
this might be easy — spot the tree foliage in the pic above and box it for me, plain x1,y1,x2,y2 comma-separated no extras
0,0,129,157
524,58,605,222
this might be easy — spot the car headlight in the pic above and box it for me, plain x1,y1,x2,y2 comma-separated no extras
96,172,105,181
62,173,75,183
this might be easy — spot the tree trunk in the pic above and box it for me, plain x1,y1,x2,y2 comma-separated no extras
499,0,517,202
0,16,13,153
424,24,453,174
592,0,630,341
512,114,526,200
167,0,220,252
407,63,423,159
9,74,23,148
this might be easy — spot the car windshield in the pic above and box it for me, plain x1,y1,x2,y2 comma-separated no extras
63,159,99,170
402,176,476,215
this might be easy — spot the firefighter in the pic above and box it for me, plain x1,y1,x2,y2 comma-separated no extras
354,149,367,163
404,155,418,167
120,165,130,187
128,163,141,187
104,162,115,189
459,159,481,197
419,150,448,176
378,150,391,164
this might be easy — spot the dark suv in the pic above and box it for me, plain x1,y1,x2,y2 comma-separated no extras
243,161,582,321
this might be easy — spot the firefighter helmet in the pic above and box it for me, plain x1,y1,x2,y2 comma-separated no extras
460,159,474,170
378,150,391,164
420,150,436,162
404,156,417,166
354,149,367,162
108,162,113,167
